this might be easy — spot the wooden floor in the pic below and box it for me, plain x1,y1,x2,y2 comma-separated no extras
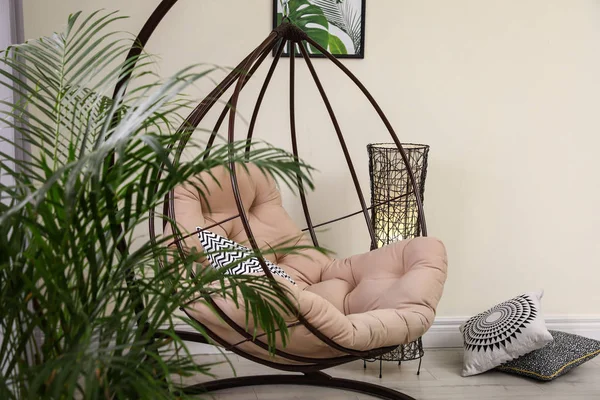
183,349,600,399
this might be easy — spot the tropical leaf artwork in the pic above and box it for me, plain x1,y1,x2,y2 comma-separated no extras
275,0,365,58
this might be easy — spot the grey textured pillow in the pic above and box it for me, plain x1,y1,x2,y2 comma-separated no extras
496,330,600,381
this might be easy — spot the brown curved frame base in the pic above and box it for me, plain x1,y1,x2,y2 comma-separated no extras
181,372,416,400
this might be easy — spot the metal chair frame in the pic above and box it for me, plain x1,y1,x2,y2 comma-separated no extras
111,2,428,398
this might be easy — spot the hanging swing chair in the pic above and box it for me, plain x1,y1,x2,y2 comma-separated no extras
116,1,448,399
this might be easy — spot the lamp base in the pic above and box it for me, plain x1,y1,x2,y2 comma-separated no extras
362,337,424,378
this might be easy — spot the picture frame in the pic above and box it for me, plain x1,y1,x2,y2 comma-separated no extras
272,0,366,59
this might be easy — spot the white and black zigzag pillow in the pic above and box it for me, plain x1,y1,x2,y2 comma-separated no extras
196,227,296,285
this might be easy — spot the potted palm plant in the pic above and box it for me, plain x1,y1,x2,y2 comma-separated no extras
0,11,313,399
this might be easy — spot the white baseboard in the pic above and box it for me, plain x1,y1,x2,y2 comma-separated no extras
422,315,600,348
177,315,600,354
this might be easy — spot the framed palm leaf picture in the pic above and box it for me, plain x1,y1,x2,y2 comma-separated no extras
273,0,366,58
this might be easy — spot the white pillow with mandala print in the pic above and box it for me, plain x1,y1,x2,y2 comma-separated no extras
196,227,296,285
459,291,553,376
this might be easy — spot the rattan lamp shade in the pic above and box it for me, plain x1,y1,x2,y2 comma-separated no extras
368,143,430,248
364,143,430,377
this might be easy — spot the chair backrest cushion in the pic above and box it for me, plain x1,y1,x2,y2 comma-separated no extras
167,163,330,288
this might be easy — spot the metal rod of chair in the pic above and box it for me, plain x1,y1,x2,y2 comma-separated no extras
111,0,179,100
289,40,319,247
165,189,416,246
150,41,268,248
226,36,281,282
111,0,182,320
182,309,399,372
162,40,276,246
245,39,287,160
182,373,416,400
175,50,260,160
181,305,398,370
167,33,279,257
303,36,428,237
301,192,416,232
204,38,281,160
297,40,378,249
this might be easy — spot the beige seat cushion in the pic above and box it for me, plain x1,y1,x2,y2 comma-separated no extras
168,164,447,364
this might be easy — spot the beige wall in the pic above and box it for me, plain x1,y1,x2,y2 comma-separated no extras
24,1,600,317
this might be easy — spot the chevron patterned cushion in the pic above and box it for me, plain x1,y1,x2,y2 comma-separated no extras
196,227,296,285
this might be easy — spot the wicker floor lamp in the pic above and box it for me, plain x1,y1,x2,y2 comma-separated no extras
363,143,430,378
